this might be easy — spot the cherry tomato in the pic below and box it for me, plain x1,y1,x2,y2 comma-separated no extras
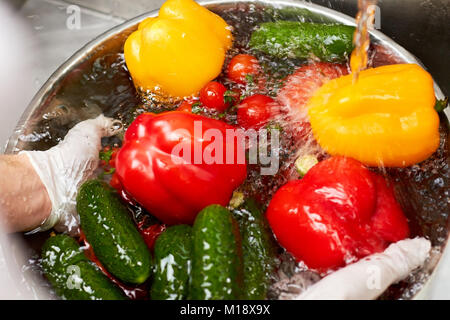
227,54,260,84
177,99,198,113
199,81,228,112
237,94,278,130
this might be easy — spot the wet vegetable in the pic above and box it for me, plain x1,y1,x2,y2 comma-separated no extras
227,54,260,85
237,94,279,130
308,64,440,167
76,180,152,284
267,156,410,271
115,112,247,225
41,234,126,300
151,225,192,300
199,81,229,112
249,21,355,62
232,199,277,299
189,205,244,300
177,99,198,113
124,0,232,98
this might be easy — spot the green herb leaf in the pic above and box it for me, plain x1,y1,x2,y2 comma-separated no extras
99,148,114,162
245,74,254,84
104,168,116,175
223,90,236,105
191,103,203,114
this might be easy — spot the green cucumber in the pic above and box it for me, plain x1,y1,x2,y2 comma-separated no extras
189,205,244,300
76,179,152,284
151,225,192,300
233,199,277,300
41,234,126,300
249,21,355,62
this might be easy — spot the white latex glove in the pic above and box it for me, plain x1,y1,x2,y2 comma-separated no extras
20,115,122,235
295,237,431,300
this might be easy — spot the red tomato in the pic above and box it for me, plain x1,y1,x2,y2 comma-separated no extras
227,54,260,84
237,94,279,130
177,100,195,113
266,156,409,272
199,81,228,112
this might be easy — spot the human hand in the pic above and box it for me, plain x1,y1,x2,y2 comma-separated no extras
21,115,122,235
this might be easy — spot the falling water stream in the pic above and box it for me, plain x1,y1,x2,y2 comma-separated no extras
350,0,377,80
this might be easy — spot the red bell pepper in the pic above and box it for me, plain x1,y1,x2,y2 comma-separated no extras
266,156,409,272
115,111,247,225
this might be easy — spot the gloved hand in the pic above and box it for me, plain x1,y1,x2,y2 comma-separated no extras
293,237,431,300
20,115,122,235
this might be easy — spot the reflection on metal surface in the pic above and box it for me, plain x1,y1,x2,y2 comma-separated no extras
67,0,167,20
19,0,124,95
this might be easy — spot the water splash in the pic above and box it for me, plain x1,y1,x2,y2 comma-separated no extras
350,0,377,81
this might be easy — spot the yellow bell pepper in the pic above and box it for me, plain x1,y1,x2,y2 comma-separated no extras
124,0,232,98
308,64,440,167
